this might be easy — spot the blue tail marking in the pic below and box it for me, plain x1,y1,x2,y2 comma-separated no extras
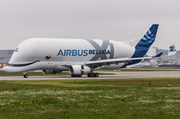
132,24,159,58
121,24,159,68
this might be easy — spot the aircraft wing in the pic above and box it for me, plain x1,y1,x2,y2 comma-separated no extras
85,57,152,68
85,52,163,68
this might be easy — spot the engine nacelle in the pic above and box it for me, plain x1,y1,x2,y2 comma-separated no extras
69,65,91,75
42,70,62,74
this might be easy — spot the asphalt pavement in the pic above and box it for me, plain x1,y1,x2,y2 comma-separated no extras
0,71,179,80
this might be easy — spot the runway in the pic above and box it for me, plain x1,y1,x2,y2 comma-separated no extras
0,71,180,80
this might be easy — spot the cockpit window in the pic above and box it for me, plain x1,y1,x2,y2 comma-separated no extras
7,64,14,67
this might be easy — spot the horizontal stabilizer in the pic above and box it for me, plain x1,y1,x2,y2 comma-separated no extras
154,52,163,57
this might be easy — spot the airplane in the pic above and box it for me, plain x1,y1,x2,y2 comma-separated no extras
3,24,161,78
168,41,176,56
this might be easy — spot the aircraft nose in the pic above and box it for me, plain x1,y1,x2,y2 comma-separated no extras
2,66,11,73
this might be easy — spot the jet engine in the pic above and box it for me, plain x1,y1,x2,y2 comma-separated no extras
69,65,91,76
42,70,62,74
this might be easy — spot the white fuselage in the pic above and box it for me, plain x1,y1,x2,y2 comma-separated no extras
3,24,159,76
3,38,135,73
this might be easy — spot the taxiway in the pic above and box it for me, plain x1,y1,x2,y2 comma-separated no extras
0,71,179,80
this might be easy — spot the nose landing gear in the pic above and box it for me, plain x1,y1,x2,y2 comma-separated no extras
23,72,28,78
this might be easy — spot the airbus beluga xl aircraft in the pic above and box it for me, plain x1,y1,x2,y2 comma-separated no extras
3,24,161,78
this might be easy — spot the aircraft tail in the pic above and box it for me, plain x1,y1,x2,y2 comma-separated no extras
168,41,176,56
130,24,159,58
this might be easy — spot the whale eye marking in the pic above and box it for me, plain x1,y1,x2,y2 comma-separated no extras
45,55,51,60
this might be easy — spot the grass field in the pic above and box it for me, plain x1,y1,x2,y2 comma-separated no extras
0,78,180,119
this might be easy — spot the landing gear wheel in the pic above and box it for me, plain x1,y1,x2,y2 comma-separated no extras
24,74,28,78
71,74,82,77
94,73,99,77
87,73,91,77
87,73,99,77
77,74,82,77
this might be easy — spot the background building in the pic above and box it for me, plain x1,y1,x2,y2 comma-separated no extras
156,49,180,67
0,50,14,64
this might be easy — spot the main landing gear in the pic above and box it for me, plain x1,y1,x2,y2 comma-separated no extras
71,74,82,77
87,73,99,77
23,72,28,78
71,73,99,77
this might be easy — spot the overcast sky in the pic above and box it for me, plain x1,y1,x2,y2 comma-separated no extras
0,0,180,50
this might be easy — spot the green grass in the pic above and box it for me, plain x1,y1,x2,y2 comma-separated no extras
0,78,180,118
0,71,114,76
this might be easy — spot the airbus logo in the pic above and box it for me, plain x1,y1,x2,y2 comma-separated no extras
57,49,88,56
57,39,114,60
86,39,114,61
169,45,176,52
57,49,111,56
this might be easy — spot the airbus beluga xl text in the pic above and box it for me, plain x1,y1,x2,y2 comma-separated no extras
3,24,161,78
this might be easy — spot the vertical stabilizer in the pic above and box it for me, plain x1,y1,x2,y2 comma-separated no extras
132,24,159,58
168,41,176,56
